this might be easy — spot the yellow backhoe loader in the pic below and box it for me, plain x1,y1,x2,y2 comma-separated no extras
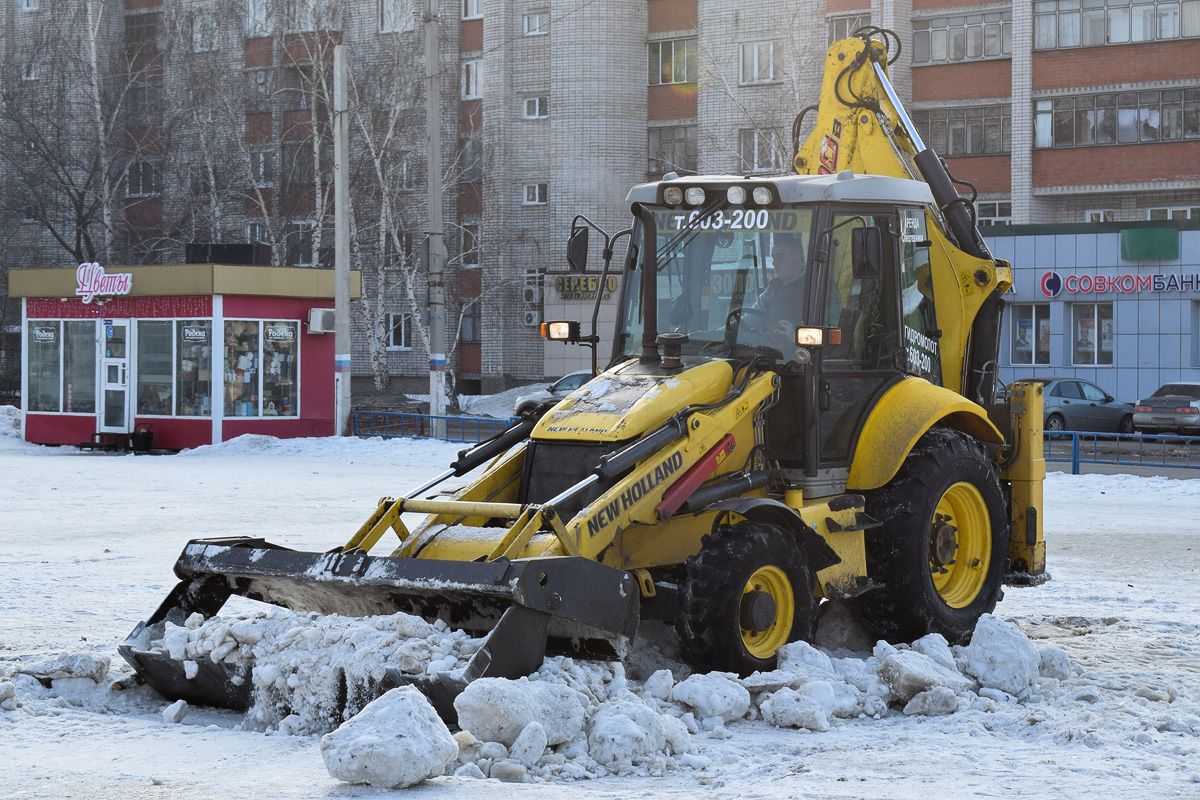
121,29,1046,722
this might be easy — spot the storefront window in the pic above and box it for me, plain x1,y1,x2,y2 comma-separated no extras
262,321,298,416
63,321,96,413
1072,303,1113,365
27,321,61,412
137,321,174,415
224,321,260,417
1012,304,1051,365
177,320,213,416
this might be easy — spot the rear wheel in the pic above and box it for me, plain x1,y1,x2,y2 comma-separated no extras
859,429,1007,645
1045,414,1065,432
676,521,818,676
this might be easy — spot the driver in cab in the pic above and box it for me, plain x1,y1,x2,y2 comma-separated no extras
743,234,807,349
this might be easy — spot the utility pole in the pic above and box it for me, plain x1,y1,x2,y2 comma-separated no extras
423,0,448,434
333,45,351,435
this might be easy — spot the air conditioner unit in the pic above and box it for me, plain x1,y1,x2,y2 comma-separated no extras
521,285,541,304
307,308,336,333
522,309,541,327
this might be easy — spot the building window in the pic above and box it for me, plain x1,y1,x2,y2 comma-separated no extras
914,11,1012,63
462,223,480,265
1035,89,1200,148
380,0,413,33
460,301,481,344
21,61,40,81
128,82,164,125
975,200,1012,226
191,14,218,52
462,0,481,20
829,13,870,44
386,313,413,349
1086,208,1115,222
126,12,161,57
283,221,315,266
648,38,698,86
1035,0,1200,49
392,153,413,190
126,160,162,197
22,0,38,10
462,59,482,98
1072,303,1113,366
912,106,1012,155
284,0,315,31
1012,304,1051,365
739,41,780,84
522,96,549,119
248,221,268,244
250,149,274,187
738,129,782,173
460,134,482,182
247,0,271,36
1148,205,1200,220
647,125,697,174
523,12,549,35
523,183,548,205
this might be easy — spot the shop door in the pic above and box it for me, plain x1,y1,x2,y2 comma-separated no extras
99,320,133,434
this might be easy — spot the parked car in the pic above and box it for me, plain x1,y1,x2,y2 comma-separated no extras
512,369,592,416
1132,382,1200,435
1007,377,1135,433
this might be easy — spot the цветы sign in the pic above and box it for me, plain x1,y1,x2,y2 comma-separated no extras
75,262,133,304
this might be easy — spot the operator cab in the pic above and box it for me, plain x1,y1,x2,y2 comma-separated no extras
613,173,944,491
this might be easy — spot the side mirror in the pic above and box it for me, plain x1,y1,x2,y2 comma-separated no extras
567,226,589,273
851,226,882,279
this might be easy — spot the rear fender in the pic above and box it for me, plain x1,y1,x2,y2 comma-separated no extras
705,496,841,573
847,377,1003,491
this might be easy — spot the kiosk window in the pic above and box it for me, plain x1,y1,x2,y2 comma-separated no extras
225,321,261,417
177,321,213,416
224,320,299,417
137,321,174,416
27,321,61,412
262,321,298,416
63,321,96,413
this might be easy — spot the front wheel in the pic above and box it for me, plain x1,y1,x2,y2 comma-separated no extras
1118,415,1135,434
676,521,818,676
858,429,1007,645
1045,413,1065,432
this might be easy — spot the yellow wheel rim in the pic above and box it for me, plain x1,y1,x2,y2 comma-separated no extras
740,566,794,659
929,481,991,608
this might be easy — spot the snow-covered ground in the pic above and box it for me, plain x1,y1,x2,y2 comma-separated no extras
1,409,1199,799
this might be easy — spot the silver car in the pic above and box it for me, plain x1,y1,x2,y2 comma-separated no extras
1006,378,1135,433
512,370,592,416
1133,382,1200,435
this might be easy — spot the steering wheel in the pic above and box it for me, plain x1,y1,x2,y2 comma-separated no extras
726,306,773,335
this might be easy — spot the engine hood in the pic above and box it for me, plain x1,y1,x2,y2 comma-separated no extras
531,359,735,443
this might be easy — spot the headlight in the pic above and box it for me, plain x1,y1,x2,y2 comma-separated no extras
663,186,683,206
726,186,746,205
684,187,707,206
752,186,773,205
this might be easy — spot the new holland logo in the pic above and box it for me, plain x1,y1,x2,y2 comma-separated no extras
585,451,685,537
1040,271,1064,298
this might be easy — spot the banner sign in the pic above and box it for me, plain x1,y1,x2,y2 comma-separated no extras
75,262,133,304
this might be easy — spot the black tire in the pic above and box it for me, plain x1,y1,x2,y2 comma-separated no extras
676,520,818,676
1045,413,1065,432
1118,415,1135,434
858,428,1007,645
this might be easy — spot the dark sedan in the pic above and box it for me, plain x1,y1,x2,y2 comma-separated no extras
1133,383,1200,435
1008,378,1135,433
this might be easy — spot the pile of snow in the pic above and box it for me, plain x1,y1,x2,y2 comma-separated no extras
0,404,19,438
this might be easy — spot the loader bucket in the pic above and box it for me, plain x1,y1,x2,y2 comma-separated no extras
119,537,640,722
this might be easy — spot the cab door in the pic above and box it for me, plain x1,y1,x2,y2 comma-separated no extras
815,209,904,466
98,320,133,434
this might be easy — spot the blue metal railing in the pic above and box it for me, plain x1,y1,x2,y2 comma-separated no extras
1044,431,1199,474
353,411,519,443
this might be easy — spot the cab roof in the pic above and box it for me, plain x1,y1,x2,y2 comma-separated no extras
626,170,935,207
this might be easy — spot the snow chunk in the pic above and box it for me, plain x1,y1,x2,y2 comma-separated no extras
1038,646,1072,680
320,686,458,789
455,677,585,746
670,673,750,723
760,688,830,731
903,686,959,716
878,650,972,702
586,697,668,766
643,669,674,701
16,651,110,683
509,721,548,767
0,682,14,703
910,633,956,672
777,640,834,673
489,761,527,782
955,615,1039,695
162,699,189,724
